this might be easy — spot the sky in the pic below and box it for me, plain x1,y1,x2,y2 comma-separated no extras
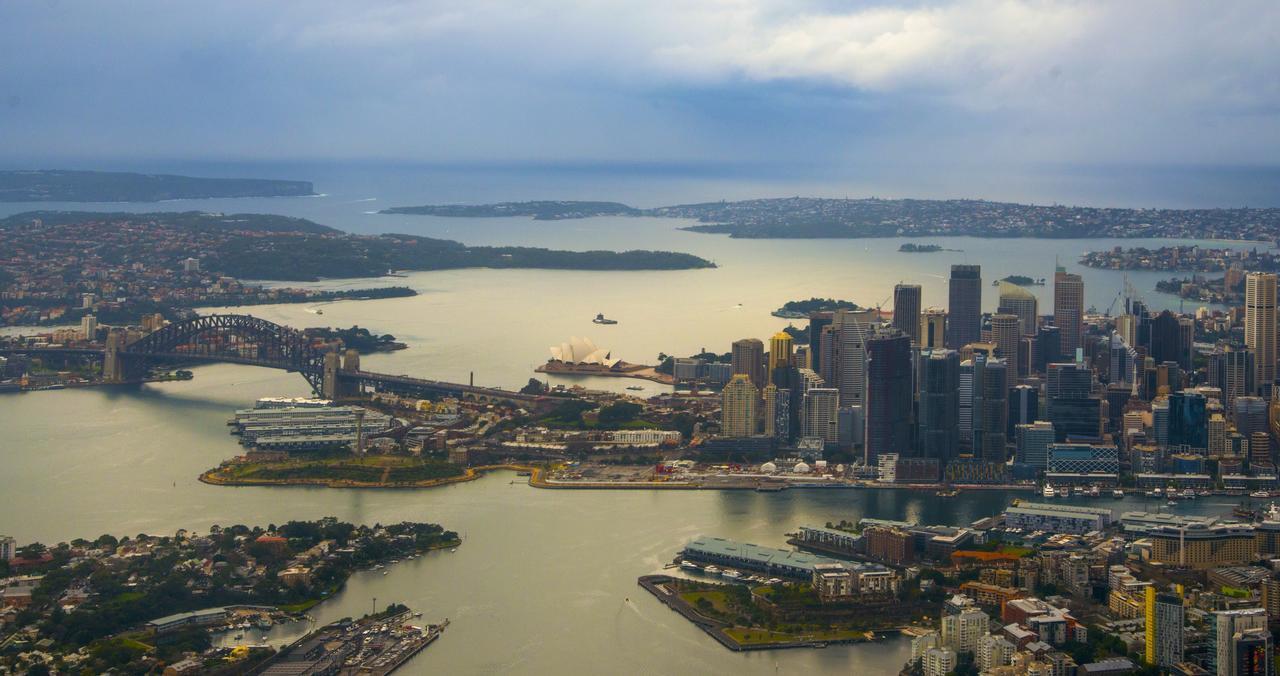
0,1,1277,187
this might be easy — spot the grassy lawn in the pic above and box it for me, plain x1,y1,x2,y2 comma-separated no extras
278,599,322,613
724,627,871,646
217,455,463,484
679,590,733,616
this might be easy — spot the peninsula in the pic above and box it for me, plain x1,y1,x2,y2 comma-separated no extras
384,197,1280,241
0,169,315,202
0,211,714,326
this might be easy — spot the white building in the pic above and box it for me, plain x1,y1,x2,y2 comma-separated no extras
977,634,1016,672
80,314,97,341
0,535,15,561
942,606,990,653
923,646,957,676
911,630,940,666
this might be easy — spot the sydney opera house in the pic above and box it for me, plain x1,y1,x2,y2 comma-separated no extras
548,337,619,367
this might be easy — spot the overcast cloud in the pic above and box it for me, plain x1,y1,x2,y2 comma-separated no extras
0,0,1276,171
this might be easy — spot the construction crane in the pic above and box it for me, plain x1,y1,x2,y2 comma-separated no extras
875,294,892,322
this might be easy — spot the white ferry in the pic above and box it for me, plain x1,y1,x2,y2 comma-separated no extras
1041,485,1056,498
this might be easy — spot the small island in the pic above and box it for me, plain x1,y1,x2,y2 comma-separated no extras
898,243,960,253
997,275,1045,286
381,200,641,220
0,169,315,202
301,325,408,353
771,297,861,318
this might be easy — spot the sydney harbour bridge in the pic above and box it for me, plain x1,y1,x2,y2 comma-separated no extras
0,314,549,408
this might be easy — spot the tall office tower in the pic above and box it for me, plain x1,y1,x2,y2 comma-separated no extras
1036,326,1062,374
1116,313,1137,347
1047,361,1092,408
1109,333,1140,387
918,349,960,462
1054,268,1085,358
1149,310,1185,369
808,312,833,373
920,308,947,349
767,332,794,388
959,358,982,450
1131,299,1152,348
1146,587,1185,668
979,359,1009,462
893,284,923,344
946,265,982,349
1251,431,1272,469
731,338,766,390
818,325,838,385
1016,420,1055,469
1234,396,1269,438
762,384,779,438
80,314,97,341
1167,391,1208,453
1209,346,1255,409
1008,385,1039,436
802,388,841,445
1178,318,1195,371
865,330,913,464
832,310,873,407
1209,413,1228,456
990,313,1021,391
1214,608,1268,676
720,374,758,438
1246,273,1278,396
997,281,1039,337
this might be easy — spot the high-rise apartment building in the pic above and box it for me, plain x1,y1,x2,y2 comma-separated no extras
893,284,923,345
1146,587,1185,668
1054,268,1085,358
1245,272,1277,396
1214,608,1268,676
803,388,841,445
1209,345,1255,408
731,338,766,390
721,374,758,438
947,265,982,349
807,312,833,373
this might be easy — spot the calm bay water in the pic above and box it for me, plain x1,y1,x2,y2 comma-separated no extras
0,166,1262,673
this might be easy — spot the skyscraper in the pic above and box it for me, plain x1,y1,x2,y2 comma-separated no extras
921,308,947,349
1016,420,1055,469
947,265,982,349
731,338,766,390
807,312,833,374
1008,384,1039,437
893,284,923,345
1054,268,1085,358
959,357,982,451
865,330,913,464
767,331,794,388
832,310,874,407
1146,587,1185,668
1150,310,1185,370
979,359,1008,462
721,374,758,438
990,313,1021,391
1245,272,1277,396
997,281,1038,337
762,384,779,438
917,349,960,462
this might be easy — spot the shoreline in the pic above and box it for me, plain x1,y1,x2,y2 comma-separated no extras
535,362,674,385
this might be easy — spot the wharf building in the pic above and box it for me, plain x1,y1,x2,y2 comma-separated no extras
230,404,393,452
1002,502,1113,535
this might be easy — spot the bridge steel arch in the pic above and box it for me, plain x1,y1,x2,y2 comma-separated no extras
122,314,328,391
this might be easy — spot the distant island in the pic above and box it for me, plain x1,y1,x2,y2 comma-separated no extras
0,169,315,202
302,326,408,353
381,200,640,220
898,243,960,253
386,197,1280,242
772,297,861,318
998,275,1045,286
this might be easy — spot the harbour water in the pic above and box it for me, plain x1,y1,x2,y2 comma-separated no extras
0,166,1264,673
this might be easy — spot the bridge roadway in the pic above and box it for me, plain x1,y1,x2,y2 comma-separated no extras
0,346,551,409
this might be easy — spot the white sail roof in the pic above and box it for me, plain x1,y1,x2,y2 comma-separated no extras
549,336,619,366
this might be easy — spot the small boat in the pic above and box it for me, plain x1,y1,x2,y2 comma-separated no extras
1252,491,1271,499
703,565,722,576
1167,500,1177,507
450,548,457,553
1041,485,1056,498
1112,489,1125,499
723,570,743,580
1180,489,1196,500
626,386,644,391
592,313,618,325
382,571,389,576
315,309,323,315
1153,488,1164,497
234,633,243,640
680,561,700,571
413,612,423,618
935,489,959,497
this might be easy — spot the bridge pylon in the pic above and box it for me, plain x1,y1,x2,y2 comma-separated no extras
102,329,127,383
